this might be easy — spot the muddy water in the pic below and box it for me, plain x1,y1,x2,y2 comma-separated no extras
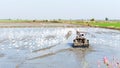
0,27,120,68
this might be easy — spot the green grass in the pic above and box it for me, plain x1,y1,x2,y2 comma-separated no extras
72,21,120,29
0,19,120,29
91,22,120,28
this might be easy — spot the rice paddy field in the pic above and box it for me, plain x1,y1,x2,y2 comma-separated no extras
0,21,120,68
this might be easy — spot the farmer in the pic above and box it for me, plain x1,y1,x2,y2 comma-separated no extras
76,30,85,37
76,30,86,44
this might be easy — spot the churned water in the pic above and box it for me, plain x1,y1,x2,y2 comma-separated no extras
0,27,120,68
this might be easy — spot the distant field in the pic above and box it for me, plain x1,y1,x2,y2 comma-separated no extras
0,19,33,23
90,22,120,28
0,19,120,29
72,21,120,29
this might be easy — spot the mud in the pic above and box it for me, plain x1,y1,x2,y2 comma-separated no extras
0,23,120,68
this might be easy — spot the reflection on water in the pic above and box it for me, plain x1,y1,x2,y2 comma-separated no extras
71,47,94,68
0,27,120,68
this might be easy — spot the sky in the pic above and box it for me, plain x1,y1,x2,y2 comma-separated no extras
0,0,120,20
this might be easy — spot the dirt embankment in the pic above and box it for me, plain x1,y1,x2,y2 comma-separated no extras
0,22,82,28
0,22,120,31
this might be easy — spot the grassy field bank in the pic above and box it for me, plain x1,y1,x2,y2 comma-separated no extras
90,22,120,28
0,19,120,29
71,21,120,30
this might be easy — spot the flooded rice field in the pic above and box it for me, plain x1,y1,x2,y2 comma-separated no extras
0,27,120,68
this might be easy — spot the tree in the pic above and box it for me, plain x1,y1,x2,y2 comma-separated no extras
105,17,108,21
90,18,95,21
33,20,36,22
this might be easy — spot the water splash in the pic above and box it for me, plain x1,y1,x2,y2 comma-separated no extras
0,28,73,52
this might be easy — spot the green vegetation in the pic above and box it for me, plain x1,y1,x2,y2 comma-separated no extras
90,22,120,28
0,19,120,29
72,21,120,29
